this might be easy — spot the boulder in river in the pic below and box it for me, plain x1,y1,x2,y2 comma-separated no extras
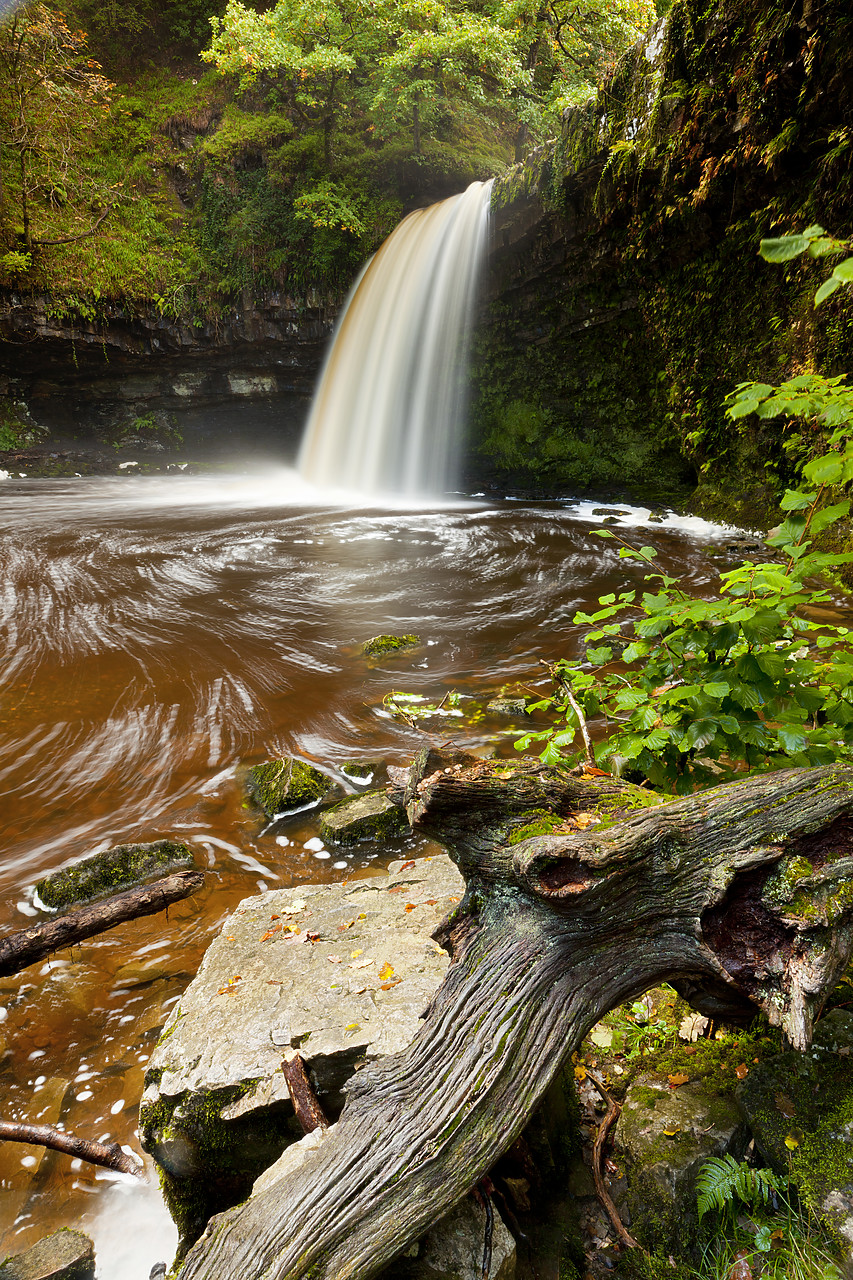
0,1229,95,1280
34,841,194,911
361,634,420,658
319,789,409,845
245,758,332,817
139,854,465,1247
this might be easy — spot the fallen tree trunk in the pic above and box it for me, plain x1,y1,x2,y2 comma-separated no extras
179,755,853,1280
0,869,205,977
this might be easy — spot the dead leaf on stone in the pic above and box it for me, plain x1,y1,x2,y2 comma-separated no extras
350,957,374,969
381,979,402,991
574,1064,587,1082
661,1125,681,1137
425,899,438,906
225,935,235,942
399,860,416,872
735,1063,749,1080
379,963,395,981
338,919,356,931
269,914,280,921
282,900,307,915
260,925,282,942
774,1092,796,1118
405,904,417,912
217,976,242,996
358,913,367,920
344,1022,360,1033
327,955,342,964
574,813,601,829
667,1073,689,1088
351,949,363,958
388,887,406,894
305,931,320,943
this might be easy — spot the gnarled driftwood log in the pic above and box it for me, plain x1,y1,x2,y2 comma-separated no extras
179,753,853,1280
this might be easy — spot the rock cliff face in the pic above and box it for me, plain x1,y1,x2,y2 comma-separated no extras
477,0,853,515
0,289,340,451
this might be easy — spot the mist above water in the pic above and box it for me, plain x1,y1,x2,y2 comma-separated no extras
298,180,494,497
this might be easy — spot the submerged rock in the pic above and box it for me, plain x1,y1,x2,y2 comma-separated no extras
486,697,530,717
245,758,332,817
139,854,465,1247
34,841,194,911
319,789,409,845
341,759,380,782
0,1229,95,1280
616,1073,748,1251
361,634,420,658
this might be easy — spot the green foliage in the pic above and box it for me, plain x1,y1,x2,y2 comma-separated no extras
696,1155,782,1225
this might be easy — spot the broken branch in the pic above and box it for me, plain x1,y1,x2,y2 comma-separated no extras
281,1050,329,1134
0,1120,143,1178
0,869,205,978
585,1070,641,1251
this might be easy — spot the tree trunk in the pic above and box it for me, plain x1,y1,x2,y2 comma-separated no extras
178,755,853,1280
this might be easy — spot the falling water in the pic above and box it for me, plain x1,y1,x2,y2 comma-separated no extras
298,178,494,497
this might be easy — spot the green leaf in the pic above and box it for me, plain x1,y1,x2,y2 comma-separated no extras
778,726,808,754
683,719,718,751
586,646,613,664
779,488,816,511
596,530,616,539
760,235,811,262
834,256,853,281
815,276,843,306
702,682,731,699
809,500,851,536
803,453,844,484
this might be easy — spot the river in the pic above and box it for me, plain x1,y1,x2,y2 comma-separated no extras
0,468,738,1275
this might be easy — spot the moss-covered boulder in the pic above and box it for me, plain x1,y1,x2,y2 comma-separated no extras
737,1010,853,1260
245,758,332,818
616,1074,749,1254
319,790,409,845
341,759,380,781
0,1228,95,1280
35,840,194,912
361,634,420,658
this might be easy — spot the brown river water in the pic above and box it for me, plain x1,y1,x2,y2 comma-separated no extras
0,469,739,1276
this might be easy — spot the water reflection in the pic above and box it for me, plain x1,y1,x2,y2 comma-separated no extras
0,472,739,1270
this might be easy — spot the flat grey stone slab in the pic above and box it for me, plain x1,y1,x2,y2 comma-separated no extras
0,1229,95,1280
140,854,465,1185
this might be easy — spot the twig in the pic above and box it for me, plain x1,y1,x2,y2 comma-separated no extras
0,1120,143,1177
547,662,596,766
281,1050,329,1134
0,869,205,978
472,1178,495,1279
584,1070,641,1251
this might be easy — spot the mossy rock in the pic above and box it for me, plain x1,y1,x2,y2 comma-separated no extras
0,1228,95,1280
319,790,408,846
341,760,380,781
35,840,194,912
486,697,530,717
737,1010,853,1257
361,634,420,658
245,758,332,818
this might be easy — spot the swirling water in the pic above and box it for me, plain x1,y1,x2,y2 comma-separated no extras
0,470,737,1274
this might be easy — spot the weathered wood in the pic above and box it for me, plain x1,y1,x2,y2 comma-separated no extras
0,869,205,977
281,1051,329,1134
586,1070,639,1250
179,757,853,1280
0,1120,143,1177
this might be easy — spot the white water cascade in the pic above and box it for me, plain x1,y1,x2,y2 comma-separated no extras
298,178,493,497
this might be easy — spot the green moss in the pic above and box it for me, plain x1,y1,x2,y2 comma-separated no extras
35,840,194,910
507,810,564,844
361,634,420,658
319,790,408,845
245,758,330,818
341,760,379,779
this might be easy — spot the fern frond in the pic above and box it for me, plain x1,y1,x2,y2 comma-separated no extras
696,1154,783,1221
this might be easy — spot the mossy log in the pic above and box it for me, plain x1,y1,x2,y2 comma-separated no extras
179,754,853,1280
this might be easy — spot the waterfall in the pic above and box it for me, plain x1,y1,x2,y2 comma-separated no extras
298,178,493,497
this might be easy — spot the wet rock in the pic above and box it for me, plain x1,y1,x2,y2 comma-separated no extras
486,697,530,717
35,841,194,911
381,1196,516,1280
341,759,380,782
0,1229,95,1280
245,758,332,818
319,790,409,845
737,1010,853,1261
139,854,465,1246
361,634,420,658
616,1074,749,1250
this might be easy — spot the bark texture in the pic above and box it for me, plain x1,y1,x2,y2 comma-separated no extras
0,1120,143,1177
179,756,853,1280
0,869,205,977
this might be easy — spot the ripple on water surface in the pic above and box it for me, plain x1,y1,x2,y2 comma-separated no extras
0,471,741,1266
